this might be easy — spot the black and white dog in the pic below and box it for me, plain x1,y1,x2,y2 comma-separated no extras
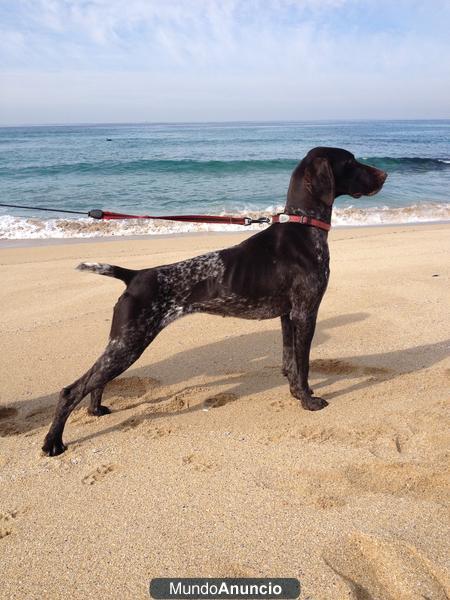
43,147,387,456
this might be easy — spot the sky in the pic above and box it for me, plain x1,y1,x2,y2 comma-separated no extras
1,0,450,125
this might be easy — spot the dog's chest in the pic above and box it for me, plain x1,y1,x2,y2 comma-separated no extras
194,294,291,320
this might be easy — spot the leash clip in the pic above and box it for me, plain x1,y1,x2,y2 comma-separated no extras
88,209,104,220
244,216,271,226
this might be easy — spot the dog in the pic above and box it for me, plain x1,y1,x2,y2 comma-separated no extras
42,147,387,456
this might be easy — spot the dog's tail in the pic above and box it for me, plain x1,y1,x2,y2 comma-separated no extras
76,262,136,285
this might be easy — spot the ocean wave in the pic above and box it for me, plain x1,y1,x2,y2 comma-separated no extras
2,156,450,179
1,203,449,240
360,156,450,172
0,158,298,178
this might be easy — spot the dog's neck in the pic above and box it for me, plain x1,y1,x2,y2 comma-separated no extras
284,196,333,225
284,160,335,226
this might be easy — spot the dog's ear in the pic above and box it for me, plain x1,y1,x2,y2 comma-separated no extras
303,157,335,206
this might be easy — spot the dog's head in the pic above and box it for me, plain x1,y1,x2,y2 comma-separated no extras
286,147,387,215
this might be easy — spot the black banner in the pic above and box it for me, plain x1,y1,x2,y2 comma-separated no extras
150,578,300,599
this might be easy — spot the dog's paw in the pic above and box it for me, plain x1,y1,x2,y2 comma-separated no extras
301,396,328,411
42,435,67,456
88,405,111,417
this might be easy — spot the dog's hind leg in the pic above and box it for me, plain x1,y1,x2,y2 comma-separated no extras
42,320,162,456
43,289,165,456
88,386,109,416
42,329,152,456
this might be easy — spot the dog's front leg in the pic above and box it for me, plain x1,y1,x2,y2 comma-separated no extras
287,308,328,410
281,314,314,395
281,314,294,377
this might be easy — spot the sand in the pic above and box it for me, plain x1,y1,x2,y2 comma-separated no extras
0,223,449,600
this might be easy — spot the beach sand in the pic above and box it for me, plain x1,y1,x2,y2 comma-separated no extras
0,223,449,600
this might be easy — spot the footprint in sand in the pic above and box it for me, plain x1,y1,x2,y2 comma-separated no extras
117,384,218,432
287,420,420,460
1,405,58,437
369,429,416,458
341,462,449,504
310,358,392,378
118,386,209,427
291,460,450,509
0,407,21,437
106,376,159,399
171,385,210,409
323,532,449,600
254,465,348,510
269,399,288,412
82,463,117,485
69,376,162,425
0,509,20,540
118,415,177,440
203,392,238,410
0,407,18,420
146,426,176,439
182,453,219,473
104,376,161,410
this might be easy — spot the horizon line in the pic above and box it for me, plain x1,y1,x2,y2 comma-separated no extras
1,117,450,128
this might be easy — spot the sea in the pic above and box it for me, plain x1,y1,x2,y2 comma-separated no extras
0,120,449,239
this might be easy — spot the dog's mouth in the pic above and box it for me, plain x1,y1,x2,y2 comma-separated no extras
350,169,388,199
351,180,387,199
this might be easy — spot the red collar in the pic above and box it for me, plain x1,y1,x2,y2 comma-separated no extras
271,213,331,231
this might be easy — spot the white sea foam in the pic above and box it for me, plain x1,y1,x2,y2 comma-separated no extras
0,203,449,240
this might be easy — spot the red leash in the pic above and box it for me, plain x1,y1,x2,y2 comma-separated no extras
0,203,331,231
87,209,331,231
89,209,258,226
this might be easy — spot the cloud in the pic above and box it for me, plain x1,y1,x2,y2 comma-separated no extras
1,0,449,123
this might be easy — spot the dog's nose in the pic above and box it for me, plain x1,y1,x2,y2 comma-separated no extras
378,170,388,183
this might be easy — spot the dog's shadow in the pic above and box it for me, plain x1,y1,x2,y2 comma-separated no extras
1,312,448,443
